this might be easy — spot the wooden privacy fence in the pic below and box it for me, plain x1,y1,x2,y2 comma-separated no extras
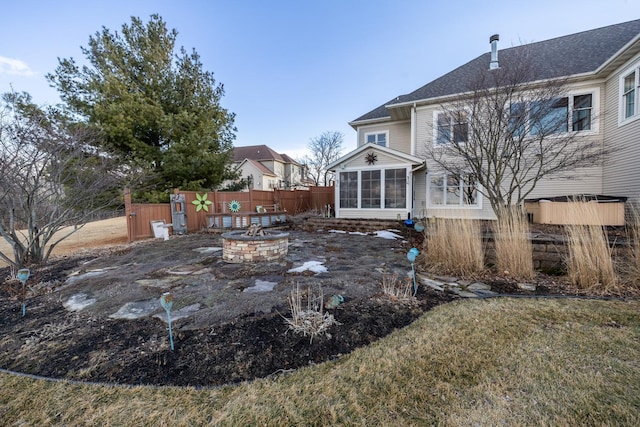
124,186,334,241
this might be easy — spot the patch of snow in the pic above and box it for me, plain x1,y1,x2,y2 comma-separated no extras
63,293,97,311
192,247,222,254
154,303,201,322
329,229,368,236
287,261,328,274
109,300,158,319
375,230,404,240
243,279,278,293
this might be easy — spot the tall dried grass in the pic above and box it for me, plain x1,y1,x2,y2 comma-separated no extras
494,206,535,280
565,202,617,291
621,204,640,286
422,216,484,276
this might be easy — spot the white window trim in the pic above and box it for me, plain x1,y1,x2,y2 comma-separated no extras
338,166,410,210
432,89,600,146
432,110,470,147
619,61,640,126
426,173,483,210
364,130,389,147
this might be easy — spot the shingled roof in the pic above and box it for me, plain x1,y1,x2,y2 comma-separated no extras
352,19,640,123
233,145,285,163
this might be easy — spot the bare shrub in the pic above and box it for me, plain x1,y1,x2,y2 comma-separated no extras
284,283,339,341
494,206,534,279
381,273,416,304
565,202,617,291
421,217,484,276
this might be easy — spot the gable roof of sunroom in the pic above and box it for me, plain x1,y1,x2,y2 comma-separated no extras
326,143,424,172
350,19,640,126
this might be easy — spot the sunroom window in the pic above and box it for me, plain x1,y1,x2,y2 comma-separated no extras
339,171,358,208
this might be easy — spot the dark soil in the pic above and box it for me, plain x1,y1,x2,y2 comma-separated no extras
0,224,623,387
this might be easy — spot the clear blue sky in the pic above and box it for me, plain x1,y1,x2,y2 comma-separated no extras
1,0,639,159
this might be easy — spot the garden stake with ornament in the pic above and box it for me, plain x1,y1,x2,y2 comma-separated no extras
160,292,175,350
407,248,419,296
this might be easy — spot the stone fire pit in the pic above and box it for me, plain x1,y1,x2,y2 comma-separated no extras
221,229,289,263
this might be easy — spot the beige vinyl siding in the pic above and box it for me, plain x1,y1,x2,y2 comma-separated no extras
527,165,603,198
426,204,497,220
342,150,407,169
358,121,411,153
603,54,640,204
415,105,436,159
412,172,427,219
337,209,407,220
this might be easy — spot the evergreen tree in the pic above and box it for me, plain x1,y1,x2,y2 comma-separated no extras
47,14,237,198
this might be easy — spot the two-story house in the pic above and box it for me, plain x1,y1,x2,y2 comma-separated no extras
328,19,640,221
233,144,309,190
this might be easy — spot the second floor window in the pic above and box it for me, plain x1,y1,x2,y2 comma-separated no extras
572,94,592,131
436,111,468,145
623,70,637,119
509,93,594,136
366,132,387,147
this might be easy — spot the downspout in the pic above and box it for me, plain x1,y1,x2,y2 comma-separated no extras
410,102,418,218
411,102,417,156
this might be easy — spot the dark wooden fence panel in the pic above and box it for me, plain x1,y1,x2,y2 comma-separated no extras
124,187,334,241
309,186,335,212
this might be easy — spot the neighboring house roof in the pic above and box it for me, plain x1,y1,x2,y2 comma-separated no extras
352,19,640,124
238,158,277,177
279,153,301,165
233,145,285,163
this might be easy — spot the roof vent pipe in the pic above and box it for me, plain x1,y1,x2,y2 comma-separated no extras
489,34,499,70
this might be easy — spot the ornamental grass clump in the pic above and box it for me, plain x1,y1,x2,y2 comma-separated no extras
284,283,339,342
565,202,617,292
622,205,640,287
381,273,417,304
422,217,484,276
494,206,535,280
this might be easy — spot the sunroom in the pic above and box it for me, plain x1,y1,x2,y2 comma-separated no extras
327,143,424,220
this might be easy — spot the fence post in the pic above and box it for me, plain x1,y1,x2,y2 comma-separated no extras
124,187,134,242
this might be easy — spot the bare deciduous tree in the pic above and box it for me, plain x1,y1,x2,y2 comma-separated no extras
0,92,125,269
426,49,607,217
302,131,343,186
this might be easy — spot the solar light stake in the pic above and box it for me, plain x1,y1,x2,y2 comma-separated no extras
17,269,30,316
160,292,175,350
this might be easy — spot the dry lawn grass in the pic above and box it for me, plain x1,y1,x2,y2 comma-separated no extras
0,216,128,268
494,206,535,279
421,217,484,276
1,298,638,426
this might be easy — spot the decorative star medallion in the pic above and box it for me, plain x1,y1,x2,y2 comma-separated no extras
365,152,377,165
